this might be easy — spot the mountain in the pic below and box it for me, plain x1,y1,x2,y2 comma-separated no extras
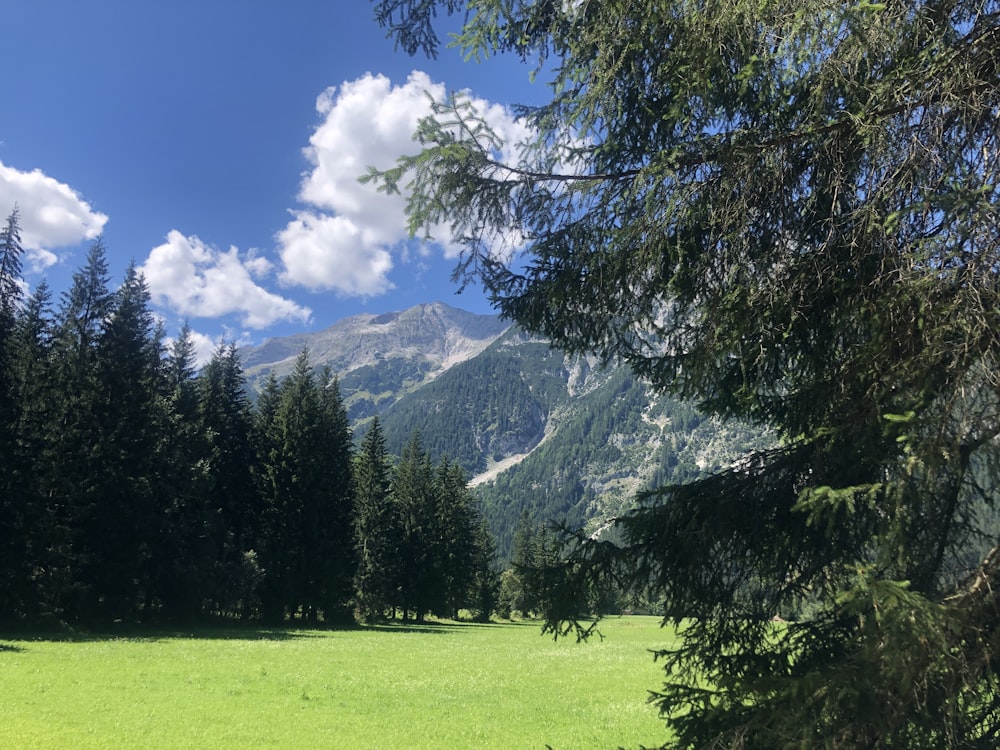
241,301,511,420
241,303,770,559
374,327,771,557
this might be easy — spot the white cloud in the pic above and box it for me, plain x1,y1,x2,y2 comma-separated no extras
164,327,252,369
278,70,532,296
0,161,108,269
277,210,394,295
140,230,311,330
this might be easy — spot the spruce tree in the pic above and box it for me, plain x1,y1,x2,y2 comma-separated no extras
369,3,1000,743
150,324,214,620
433,458,479,618
390,431,438,621
312,368,356,624
45,240,116,621
0,208,25,619
87,262,165,620
197,343,260,617
353,416,398,621
3,282,55,620
255,350,356,623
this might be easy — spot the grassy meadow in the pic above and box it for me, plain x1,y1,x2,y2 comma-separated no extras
0,616,674,749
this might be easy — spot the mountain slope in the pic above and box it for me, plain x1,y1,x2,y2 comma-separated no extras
241,303,770,559
374,328,772,558
241,302,510,419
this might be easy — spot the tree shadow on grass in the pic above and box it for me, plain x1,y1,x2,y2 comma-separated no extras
0,616,546,643
360,618,544,635
0,621,325,644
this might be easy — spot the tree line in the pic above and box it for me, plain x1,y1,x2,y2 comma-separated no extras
0,209,497,628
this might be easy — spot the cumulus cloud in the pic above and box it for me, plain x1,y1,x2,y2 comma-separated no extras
278,70,531,296
141,230,311,330
277,210,394,295
164,327,252,369
0,160,108,270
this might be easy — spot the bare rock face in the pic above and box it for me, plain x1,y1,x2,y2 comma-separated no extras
240,302,511,411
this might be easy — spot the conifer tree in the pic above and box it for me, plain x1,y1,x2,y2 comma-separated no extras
255,350,356,623
0,208,25,619
353,416,398,621
370,1,1000,745
197,342,260,617
86,262,165,620
150,324,214,619
433,458,479,618
390,431,439,621
3,282,55,620
44,240,116,621
468,519,499,622
311,368,356,623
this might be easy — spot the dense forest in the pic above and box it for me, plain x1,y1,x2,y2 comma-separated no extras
0,210,498,628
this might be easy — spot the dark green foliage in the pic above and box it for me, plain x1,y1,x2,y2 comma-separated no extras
0,238,499,630
0,209,26,618
353,416,398,621
340,356,432,421
255,349,356,623
369,1,1000,746
389,432,441,621
379,348,548,473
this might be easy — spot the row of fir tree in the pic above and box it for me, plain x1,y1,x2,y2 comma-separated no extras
0,210,499,627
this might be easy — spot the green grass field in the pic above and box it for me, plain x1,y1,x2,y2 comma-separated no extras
0,616,674,749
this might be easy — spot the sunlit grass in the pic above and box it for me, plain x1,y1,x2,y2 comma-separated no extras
0,616,675,749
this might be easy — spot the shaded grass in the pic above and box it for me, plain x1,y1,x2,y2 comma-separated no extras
0,616,675,749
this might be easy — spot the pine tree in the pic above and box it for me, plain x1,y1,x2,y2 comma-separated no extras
353,416,398,621
44,239,116,622
86,261,165,620
3,282,55,620
468,519,499,623
150,324,214,620
311,368,356,624
371,2,1000,745
390,431,439,621
251,370,284,622
197,342,260,617
0,208,25,619
255,350,356,623
433,458,479,618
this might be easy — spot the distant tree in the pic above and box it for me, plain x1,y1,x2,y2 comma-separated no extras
197,342,260,617
467,519,500,623
497,511,536,617
85,261,165,620
433,458,494,619
256,350,355,623
353,416,398,621
390,431,440,621
0,208,26,619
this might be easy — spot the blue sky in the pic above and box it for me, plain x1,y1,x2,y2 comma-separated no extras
0,0,542,362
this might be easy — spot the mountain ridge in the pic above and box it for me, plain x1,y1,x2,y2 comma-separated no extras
240,301,770,558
